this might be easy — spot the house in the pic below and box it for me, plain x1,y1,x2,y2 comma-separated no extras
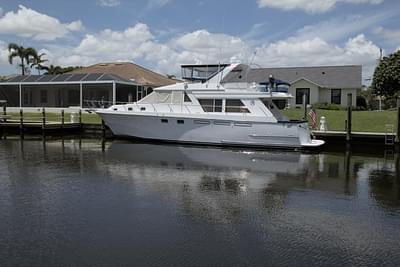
68,62,178,99
0,62,177,108
224,65,362,108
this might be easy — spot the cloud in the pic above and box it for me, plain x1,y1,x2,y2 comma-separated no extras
296,12,394,43
0,40,8,64
1,17,381,82
255,34,381,81
97,0,121,7
373,26,400,46
0,5,83,41
257,0,383,14
0,7,3,17
147,0,172,9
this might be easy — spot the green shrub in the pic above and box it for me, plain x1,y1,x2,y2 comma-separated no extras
314,102,342,110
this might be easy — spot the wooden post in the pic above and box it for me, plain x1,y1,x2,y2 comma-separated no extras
79,109,82,127
19,109,24,139
101,119,106,139
2,104,5,116
303,93,307,120
61,109,65,131
396,98,400,143
346,93,352,142
42,107,46,139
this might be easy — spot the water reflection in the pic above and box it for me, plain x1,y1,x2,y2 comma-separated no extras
1,139,400,266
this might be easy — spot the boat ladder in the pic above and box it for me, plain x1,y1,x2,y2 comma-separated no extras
385,124,395,145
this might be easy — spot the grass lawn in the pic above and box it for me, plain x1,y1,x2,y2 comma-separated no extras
5,112,102,124
282,108,397,132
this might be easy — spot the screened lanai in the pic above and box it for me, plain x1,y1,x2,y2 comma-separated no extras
0,73,149,108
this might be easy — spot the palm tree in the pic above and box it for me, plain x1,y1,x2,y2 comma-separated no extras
30,52,48,75
8,43,37,75
43,65,63,75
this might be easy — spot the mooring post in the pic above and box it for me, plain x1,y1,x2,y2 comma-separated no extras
396,98,400,144
19,109,24,139
3,104,6,116
42,107,46,139
61,109,65,131
101,119,106,139
346,93,352,142
303,93,307,120
79,109,82,128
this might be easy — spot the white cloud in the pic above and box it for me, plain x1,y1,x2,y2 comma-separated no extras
255,34,381,81
257,0,383,14
373,26,400,46
147,0,172,9
48,23,250,75
0,5,83,41
97,0,120,7
0,40,8,64
1,18,381,82
0,7,3,17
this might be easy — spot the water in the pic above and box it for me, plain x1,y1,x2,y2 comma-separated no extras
0,139,399,266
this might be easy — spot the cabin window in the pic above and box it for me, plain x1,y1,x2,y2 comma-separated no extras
331,89,341,105
140,107,146,111
128,107,133,111
177,120,184,124
194,120,211,125
198,99,223,112
184,92,192,102
296,88,310,105
234,122,252,127
161,119,168,123
214,120,231,126
225,99,249,113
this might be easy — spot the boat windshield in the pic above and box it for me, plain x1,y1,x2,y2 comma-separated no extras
181,64,228,82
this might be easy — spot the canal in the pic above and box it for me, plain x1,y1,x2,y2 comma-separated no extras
0,139,399,266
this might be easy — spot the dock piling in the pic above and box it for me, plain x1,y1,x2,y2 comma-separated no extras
19,109,24,139
396,98,400,144
61,110,65,134
101,119,106,139
42,107,46,139
346,93,352,142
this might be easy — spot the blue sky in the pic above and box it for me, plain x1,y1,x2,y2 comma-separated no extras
0,0,399,83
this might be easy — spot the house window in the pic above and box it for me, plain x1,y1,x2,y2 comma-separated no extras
225,99,249,113
296,88,310,105
40,90,47,103
198,99,222,112
331,89,341,105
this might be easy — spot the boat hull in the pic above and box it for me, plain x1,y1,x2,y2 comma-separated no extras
97,112,323,149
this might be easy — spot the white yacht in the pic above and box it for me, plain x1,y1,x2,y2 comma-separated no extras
96,63,324,148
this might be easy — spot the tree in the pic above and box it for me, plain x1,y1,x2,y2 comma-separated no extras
30,52,48,75
372,50,400,97
8,43,37,75
43,65,82,75
43,65,63,75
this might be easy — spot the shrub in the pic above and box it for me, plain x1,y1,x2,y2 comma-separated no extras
356,96,367,109
314,102,342,110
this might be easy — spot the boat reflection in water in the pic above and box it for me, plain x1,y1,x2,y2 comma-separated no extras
1,139,400,266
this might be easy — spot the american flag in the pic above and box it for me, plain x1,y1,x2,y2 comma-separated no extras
308,108,317,130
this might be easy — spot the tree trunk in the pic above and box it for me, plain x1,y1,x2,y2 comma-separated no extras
21,57,25,76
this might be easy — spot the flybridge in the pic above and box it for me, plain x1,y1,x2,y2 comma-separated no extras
181,64,229,83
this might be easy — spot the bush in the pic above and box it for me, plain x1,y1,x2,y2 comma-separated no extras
356,96,367,109
314,102,342,110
